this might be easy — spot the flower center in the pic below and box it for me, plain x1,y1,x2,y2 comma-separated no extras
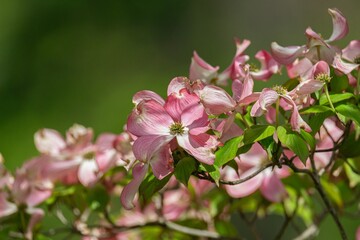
169,122,185,136
83,151,95,160
249,63,260,72
354,56,360,64
315,73,331,83
272,85,287,95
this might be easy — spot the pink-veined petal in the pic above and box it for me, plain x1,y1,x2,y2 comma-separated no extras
253,89,278,116
198,85,236,115
342,40,360,63
34,129,66,155
0,193,17,218
313,60,330,77
165,89,200,122
133,135,173,162
189,51,219,83
149,146,173,180
260,172,287,202
294,79,324,95
181,103,209,129
305,27,329,48
127,100,174,137
327,8,349,42
177,134,217,165
167,77,188,96
132,90,165,106
283,96,311,132
287,58,313,79
333,54,359,74
271,42,304,65
120,163,149,210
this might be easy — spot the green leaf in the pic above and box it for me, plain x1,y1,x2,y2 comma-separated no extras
200,163,220,186
215,136,242,167
344,159,360,188
87,185,110,212
139,173,172,204
319,92,354,105
174,157,197,186
300,105,333,114
330,73,349,93
243,125,275,145
277,126,309,163
321,179,343,208
215,220,237,237
308,111,334,134
339,132,360,158
300,129,316,150
336,104,360,127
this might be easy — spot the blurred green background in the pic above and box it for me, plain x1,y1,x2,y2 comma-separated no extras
0,0,359,239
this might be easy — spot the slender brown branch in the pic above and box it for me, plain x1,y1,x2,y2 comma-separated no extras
274,198,299,240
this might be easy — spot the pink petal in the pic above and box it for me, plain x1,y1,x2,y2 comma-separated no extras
149,146,173,180
165,89,200,122
327,8,349,42
167,77,188,96
283,96,311,132
189,51,219,83
313,61,330,77
78,159,99,187
0,193,17,218
120,163,148,210
259,89,279,110
181,103,209,129
177,134,217,165
286,58,313,79
198,85,236,115
25,208,44,240
251,50,280,81
333,54,359,74
34,129,66,155
356,226,360,240
305,27,329,48
294,79,324,95
237,92,260,107
260,172,287,202
132,90,165,106
342,40,360,63
133,135,173,162
270,42,304,65
127,100,174,137
223,166,263,198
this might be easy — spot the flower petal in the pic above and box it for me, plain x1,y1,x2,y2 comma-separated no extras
165,89,200,122
342,40,360,63
260,172,287,202
78,159,99,187
149,146,173,180
133,135,173,162
251,50,280,81
327,8,349,42
132,90,165,106
198,85,236,115
34,129,66,155
120,163,148,210
333,54,359,74
127,100,174,137
189,51,219,83
271,42,304,65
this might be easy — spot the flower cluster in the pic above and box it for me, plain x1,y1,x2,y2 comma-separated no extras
1,8,360,240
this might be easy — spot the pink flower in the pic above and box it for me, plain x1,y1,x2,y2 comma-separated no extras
222,143,289,202
189,51,219,84
271,8,348,65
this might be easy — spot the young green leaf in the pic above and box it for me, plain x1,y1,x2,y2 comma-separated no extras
243,125,275,145
174,157,197,186
319,92,354,105
139,173,172,204
215,136,242,167
335,104,360,127
277,126,309,163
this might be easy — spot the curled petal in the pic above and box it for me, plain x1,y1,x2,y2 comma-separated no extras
251,89,279,117
132,90,165,106
120,163,148,210
283,96,311,132
327,8,349,42
198,85,236,115
305,27,329,48
167,77,188,96
251,50,280,81
189,51,219,83
127,100,174,137
333,54,359,74
313,61,330,77
271,42,304,65
34,129,66,155
0,193,17,218
260,173,287,202
342,40,360,63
